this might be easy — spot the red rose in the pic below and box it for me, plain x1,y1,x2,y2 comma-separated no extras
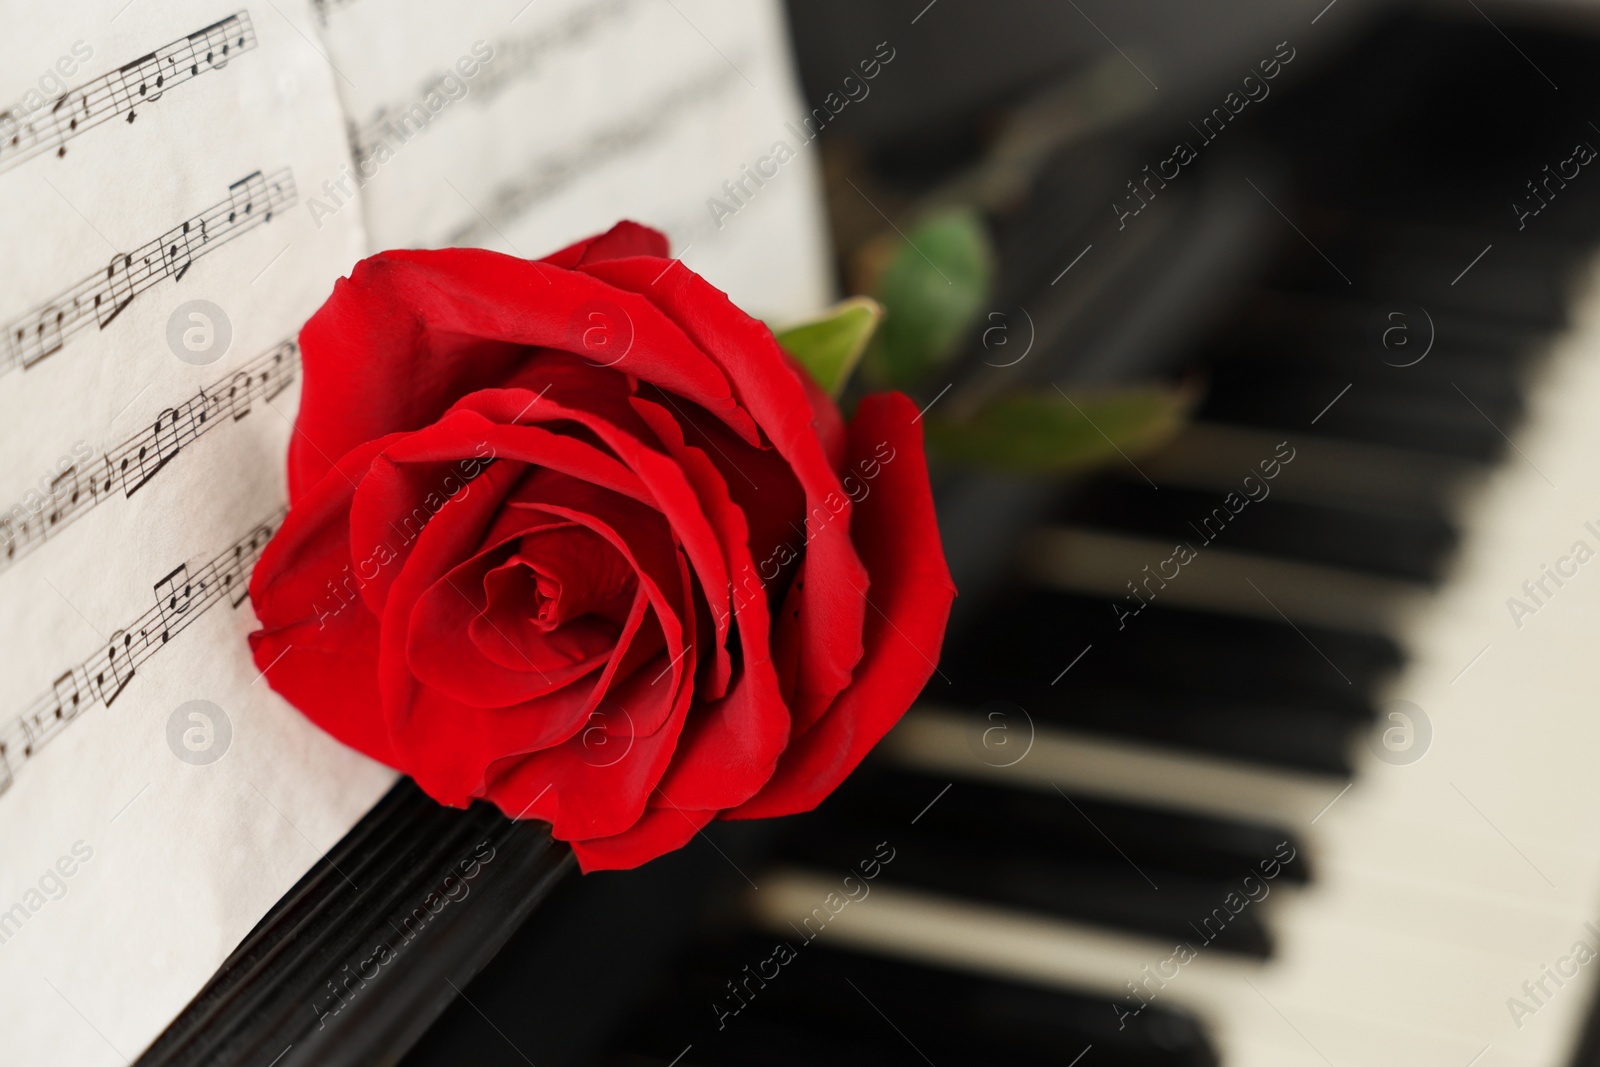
248,222,955,870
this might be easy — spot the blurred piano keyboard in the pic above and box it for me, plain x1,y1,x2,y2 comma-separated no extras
399,11,1600,1067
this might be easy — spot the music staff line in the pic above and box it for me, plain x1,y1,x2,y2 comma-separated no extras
0,508,284,797
444,65,735,247
0,13,257,177
0,339,299,574
348,0,639,168
0,166,296,376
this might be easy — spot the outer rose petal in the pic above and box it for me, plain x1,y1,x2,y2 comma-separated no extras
568,804,715,872
728,393,956,820
630,397,790,811
249,434,405,764
540,220,670,270
291,242,760,498
580,260,870,740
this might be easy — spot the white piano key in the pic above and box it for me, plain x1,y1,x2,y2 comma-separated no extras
886,706,1343,831
1135,420,1480,517
1022,524,1427,633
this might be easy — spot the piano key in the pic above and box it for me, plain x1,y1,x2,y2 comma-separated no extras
950,588,1399,700
1022,525,1426,633
772,768,1303,953
606,936,1218,1066
885,708,1343,832
744,871,1569,1066
1063,479,1458,581
1200,332,1534,411
1195,378,1520,461
1131,422,1478,519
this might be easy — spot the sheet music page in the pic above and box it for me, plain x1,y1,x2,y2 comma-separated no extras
0,2,395,1062
314,0,833,320
0,1,833,1060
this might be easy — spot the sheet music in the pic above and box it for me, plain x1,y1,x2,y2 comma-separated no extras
0,338,298,572
0,1,830,1061
2,168,296,373
0,3,393,1063
315,0,833,319
0,13,259,176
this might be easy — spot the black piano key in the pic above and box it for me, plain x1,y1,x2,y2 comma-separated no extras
1261,234,1582,328
953,589,1400,698
605,938,1218,1067
942,589,1390,772
775,769,1304,954
1030,686,1364,774
1195,375,1519,460
1199,319,1538,406
1063,479,1459,583
1222,289,1552,368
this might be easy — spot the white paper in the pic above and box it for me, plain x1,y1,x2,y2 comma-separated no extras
0,1,830,1061
315,0,833,320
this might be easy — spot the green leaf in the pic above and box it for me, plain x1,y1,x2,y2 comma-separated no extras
924,385,1192,474
774,297,883,398
867,207,993,389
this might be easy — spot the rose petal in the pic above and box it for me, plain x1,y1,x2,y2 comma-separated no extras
406,472,681,713
581,259,870,730
292,248,759,497
567,802,715,873
539,220,670,271
728,393,956,819
479,552,700,840
249,435,406,764
459,386,738,690
631,396,792,810
346,406,652,616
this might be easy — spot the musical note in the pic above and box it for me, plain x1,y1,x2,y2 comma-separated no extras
0,508,285,797
161,217,209,283
0,167,296,375
0,340,298,574
0,13,257,176
126,408,184,495
45,464,82,527
97,253,136,329
95,631,136,706
154,565,194,640
49,670,84,728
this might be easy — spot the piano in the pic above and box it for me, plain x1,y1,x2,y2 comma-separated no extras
135,3,1600,1065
